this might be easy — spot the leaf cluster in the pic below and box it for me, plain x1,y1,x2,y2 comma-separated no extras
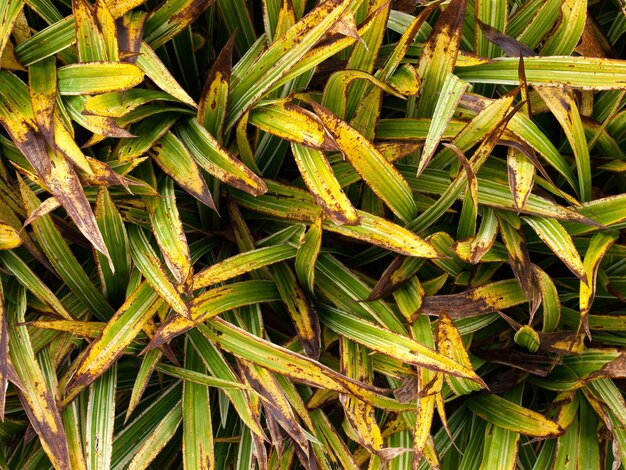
0,0,625,469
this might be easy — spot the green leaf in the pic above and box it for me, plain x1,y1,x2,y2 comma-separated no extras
271,262,320,359
479,387,522,470
415,0,467,117
418,73,468,175
465,394,563,438
18,178,115,321
316,253,406,334
111,383,182,469
0,282,7,420
226,0,353,129
541,0,586,56
456,57,626,90
295,217,322,296
0,0,25,60
125,348,162,423
62,401,88,470
86,363,116,470
535,86,591,201
95,188,131,305
319,304,484,383
187,328,266,438
0,250,74,320
146,280,281,349
201,319,415,412
475,0,507,59
216,0,256,54
128,224,190,317
7,286,70,469
115,112,179,162
15,16,75,65
182,338,214,470
408,90,517,233
533,265,561,333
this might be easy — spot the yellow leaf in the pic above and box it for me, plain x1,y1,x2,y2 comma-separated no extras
291,142,358,226
310,101,417,223
0,222,21,250
436,311,482,395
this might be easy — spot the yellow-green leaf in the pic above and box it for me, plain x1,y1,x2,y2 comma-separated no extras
73,0,108,62
0,221,21,250
455,56,626,90
580,231,619,334
240,361,310,456
62,282,161,404
523,215,586,283
226,0,353,129
146,280,282,350
415,0,467,117
465,394,563,437
28,56,56,145
177,118,267,196
198,33,235,142
319,304,485,384
321,69,404,120
507,146,535,211
250,101,338,151
57,62,144,95
146,176,193,287
128,224,190,318
192,245,297,290
0,0,25,60
310,101,416,223
28,320,105,339
535,86,591,202
291,142,358,225
150,131,216,209
541,0,587,56
200,319,414,412
7,287,71,469
143,0,211,50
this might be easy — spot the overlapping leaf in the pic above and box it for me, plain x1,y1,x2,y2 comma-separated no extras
0,1,625,468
